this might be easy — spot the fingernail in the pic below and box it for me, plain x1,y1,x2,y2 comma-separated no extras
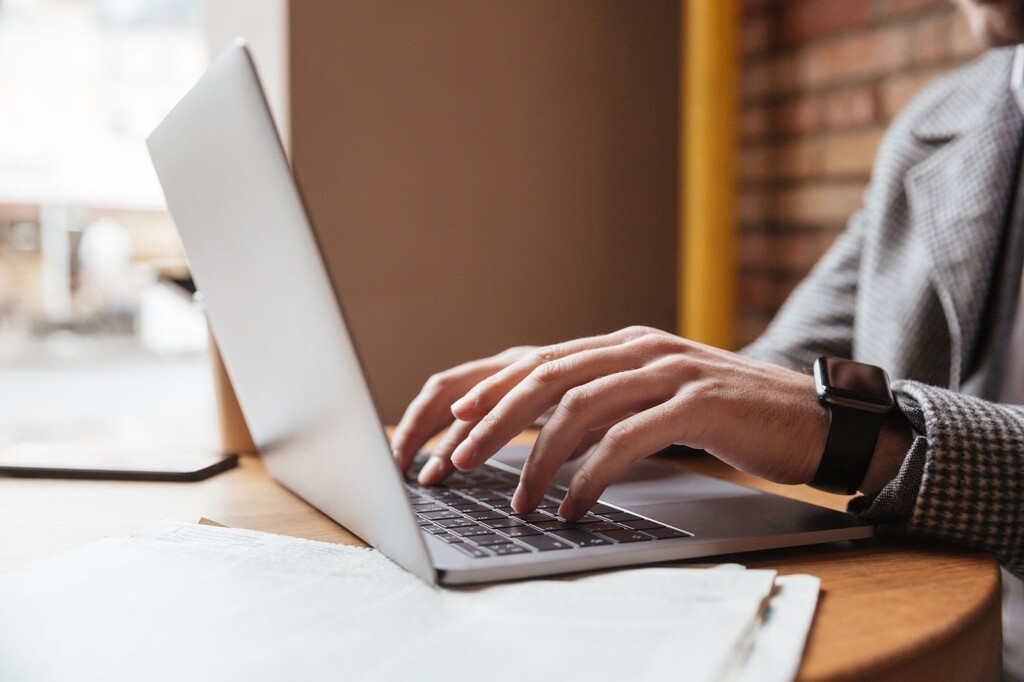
418,457,442,485
511,483,531,513
559,496,577,520
451,392,478,415
451,440,476,469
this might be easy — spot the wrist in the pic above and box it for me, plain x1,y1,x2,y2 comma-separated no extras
770,371,829,485
858,411,914,494
800,390,831,485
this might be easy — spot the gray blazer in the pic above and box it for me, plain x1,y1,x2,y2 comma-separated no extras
742,47,1024,578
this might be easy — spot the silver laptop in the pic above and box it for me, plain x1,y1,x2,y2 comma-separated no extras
147,41,874,586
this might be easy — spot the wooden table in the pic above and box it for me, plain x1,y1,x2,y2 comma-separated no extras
0,438,1002,681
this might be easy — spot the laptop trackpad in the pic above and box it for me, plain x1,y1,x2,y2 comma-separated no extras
493,444,759,507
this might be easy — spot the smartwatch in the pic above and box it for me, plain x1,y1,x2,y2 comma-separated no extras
811,356,896,494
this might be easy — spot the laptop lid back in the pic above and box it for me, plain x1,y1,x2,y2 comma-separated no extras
147,41,434,584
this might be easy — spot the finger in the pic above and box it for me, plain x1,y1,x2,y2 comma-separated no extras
569,426,608,460
450,339,660,472
450,326,664,421
392,389,455,471
418,418,476,485
511,364,676,512
559,396,688,519
392,358,502,470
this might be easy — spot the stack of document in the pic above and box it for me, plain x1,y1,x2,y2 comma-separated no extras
0,522,818,682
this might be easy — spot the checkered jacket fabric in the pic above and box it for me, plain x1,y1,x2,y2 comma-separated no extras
742,47,1024,578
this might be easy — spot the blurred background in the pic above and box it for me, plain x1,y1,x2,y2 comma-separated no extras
0,0,285,450
735,0,979,344
0,0,981,446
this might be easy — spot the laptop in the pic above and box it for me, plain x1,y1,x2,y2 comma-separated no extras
147,40,874,586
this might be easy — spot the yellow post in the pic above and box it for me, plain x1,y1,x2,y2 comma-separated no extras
680,0,739,348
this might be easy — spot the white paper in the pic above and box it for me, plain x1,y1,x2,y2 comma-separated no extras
733,574,820,682
0,522,807,682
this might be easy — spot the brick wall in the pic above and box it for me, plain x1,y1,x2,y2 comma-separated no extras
736,0,982,347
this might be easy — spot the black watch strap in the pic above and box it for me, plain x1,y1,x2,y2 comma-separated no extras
811,403,885,495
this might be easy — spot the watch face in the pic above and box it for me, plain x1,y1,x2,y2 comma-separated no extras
818,357,894,408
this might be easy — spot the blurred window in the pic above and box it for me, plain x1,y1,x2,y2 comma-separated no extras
0,0,212,448
0,0,206,345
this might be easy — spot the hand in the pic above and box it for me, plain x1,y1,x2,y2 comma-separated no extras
392,346,536,483
429,326,831,519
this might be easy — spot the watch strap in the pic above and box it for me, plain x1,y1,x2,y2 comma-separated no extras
811,403,885,495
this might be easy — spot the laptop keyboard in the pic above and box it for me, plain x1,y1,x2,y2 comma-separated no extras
406,460,691,559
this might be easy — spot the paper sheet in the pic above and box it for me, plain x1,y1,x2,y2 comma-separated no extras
0,522,815,682
735,574,820,682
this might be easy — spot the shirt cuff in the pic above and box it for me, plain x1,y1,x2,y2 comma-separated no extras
847,379,1024,578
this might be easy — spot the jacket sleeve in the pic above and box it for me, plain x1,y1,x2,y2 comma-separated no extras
849,380,1024,579
739,209,867,369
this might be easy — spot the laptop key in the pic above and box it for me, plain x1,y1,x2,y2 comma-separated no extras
548,528,612,547
452,543,489,558
436,518,474,528
573,514,603,524
437,534,465,544
420,482,451,490
532,520,573,532
596,529,654,543
423,525,448,535
483,516,522,528
474,533,514,546
411,503,446,512
489,543,530,556
600,511,642,523
500,524,543,538
621,519,664,531
511,512,552,523
584,522,622,533
467,509,506,521
644,527,692,539
451,502,489,513
420,510,460,521
518,535,572,551
450,525,494,537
